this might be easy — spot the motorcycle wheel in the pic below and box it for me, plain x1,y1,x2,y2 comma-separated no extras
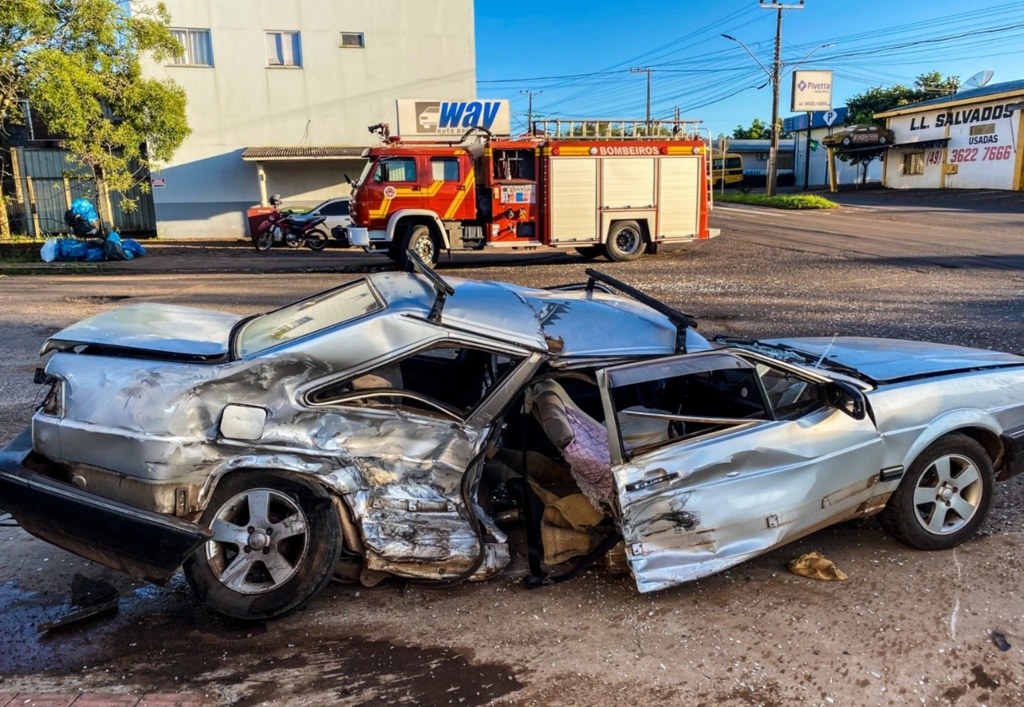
305,228,328,251
254,231,274,252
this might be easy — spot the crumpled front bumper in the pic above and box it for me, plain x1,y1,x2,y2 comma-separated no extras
0,427,212,585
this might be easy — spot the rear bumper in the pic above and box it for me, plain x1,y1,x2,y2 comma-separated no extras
0,427,211,584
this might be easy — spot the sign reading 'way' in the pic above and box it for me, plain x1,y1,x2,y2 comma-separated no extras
396,99,511,138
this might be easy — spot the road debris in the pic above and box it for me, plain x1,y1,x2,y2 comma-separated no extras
788,552,848,581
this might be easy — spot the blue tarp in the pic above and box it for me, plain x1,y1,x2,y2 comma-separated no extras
40,234,147,263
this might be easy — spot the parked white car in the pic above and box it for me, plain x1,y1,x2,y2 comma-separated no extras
293,197,352,245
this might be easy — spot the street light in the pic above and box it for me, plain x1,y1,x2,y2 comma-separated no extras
722,1,805,196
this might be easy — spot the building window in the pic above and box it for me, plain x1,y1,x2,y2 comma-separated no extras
170,28,213,67
776,153,794,170
903,152,925,176
266,31,302,67
340,32,365,48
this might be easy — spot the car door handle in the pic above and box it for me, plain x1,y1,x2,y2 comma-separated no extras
455,185,466,191
625,469,679,493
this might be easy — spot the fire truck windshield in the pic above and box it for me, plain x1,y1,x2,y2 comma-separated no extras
355,160,374,187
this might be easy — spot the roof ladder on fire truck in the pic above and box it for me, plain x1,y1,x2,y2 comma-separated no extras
529,118,704,141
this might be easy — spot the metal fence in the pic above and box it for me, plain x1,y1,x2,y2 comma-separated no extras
4,147,156,237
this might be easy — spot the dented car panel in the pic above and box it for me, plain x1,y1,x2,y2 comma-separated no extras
600,344,1024,593
4,264,1024,621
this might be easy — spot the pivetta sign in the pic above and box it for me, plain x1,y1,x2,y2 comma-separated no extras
791,70,833,112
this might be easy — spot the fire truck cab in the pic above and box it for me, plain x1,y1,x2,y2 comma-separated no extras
348,120,719,266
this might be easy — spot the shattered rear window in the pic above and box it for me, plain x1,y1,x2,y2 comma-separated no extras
235,280,383,356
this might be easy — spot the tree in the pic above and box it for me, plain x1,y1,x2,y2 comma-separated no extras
839,72,959,177
0,0,191,237
732,118,793,140
845,72,960,125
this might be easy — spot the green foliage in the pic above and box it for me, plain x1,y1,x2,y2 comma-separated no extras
838,72,957,170
714,193,840,210
845,72,959,125
732,118,793,140
0,0,190,209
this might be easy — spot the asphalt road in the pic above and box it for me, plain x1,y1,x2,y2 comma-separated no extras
1,189,1023,706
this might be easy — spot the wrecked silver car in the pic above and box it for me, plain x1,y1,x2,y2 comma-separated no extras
2,260,1024,620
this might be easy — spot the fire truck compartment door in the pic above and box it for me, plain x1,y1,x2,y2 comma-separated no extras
602,157,655,208
657,156,701,240
600,210,656,242
549,157,598,243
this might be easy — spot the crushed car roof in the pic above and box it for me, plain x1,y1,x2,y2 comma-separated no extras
41,272,681,361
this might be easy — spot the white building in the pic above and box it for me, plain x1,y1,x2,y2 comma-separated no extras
784,108,884,189
142,0,476,238
876,79,1024,191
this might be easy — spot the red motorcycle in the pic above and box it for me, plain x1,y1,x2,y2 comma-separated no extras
253,196,329,252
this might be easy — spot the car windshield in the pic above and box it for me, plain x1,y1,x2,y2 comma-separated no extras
235,280,383,357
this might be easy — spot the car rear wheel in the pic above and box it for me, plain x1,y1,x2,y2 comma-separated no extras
305,228,328,251
402,224,439,267
603,221,645,262
878,433,994,551
183,471,341,621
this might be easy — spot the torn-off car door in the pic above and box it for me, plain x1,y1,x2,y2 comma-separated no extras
597,351,884,593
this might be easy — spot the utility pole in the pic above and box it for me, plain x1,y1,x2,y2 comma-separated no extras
761,0,804,197
520,90,542,134
631,67,654,129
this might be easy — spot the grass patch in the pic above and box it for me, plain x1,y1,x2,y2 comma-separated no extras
714,193,840,209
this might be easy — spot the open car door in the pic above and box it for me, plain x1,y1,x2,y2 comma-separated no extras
597,350,886,593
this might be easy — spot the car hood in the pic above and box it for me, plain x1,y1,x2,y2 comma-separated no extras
763,336,1024,383
41,303,243,360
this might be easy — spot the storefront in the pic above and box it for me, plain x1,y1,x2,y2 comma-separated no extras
876,79,1024,190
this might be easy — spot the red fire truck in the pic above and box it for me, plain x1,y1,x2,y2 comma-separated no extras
347,119,719,266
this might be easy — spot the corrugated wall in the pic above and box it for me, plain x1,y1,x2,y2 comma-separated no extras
11,147,156,235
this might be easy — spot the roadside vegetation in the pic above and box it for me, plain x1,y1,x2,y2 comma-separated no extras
713,193,840,210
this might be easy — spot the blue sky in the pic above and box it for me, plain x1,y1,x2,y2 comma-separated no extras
474,0,1024,137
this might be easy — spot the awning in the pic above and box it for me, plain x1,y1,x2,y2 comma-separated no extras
241,146,367,161
887,138,950,150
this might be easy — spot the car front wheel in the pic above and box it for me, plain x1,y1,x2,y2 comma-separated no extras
184,471,341,621
878,433,994,551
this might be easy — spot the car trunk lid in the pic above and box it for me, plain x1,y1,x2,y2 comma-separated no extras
41,303,242,361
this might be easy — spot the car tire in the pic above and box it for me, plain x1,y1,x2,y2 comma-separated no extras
402,224,439,267
575,246,603,260
841,136,852,146
879,136,888,145
603,221,645,262
877,433,994,551
254,231,274,252
183,471,341,621
305,228,328,251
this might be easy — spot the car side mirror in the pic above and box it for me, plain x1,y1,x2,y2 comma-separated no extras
829,380,867,420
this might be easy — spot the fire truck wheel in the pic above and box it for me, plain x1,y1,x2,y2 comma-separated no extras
402,225,439,267
604,221,645,262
